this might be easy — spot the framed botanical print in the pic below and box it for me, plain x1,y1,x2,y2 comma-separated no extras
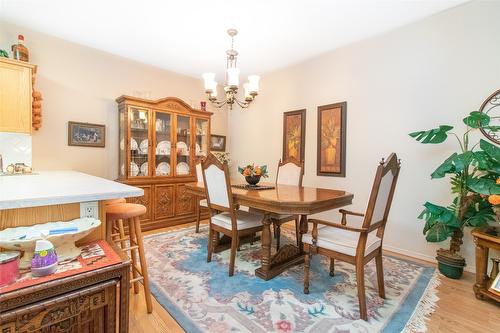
282,109,306,162
68,121,106,147
210,134,226,152
317,102,346,177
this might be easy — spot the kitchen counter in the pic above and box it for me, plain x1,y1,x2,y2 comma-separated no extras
0,171,143,209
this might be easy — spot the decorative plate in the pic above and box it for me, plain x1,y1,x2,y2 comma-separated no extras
156,140,171,155
140,139,149,154
130,138,138,151
156,162,170,176
130,162,139,176
140,162,148,176
176,162,190,175
176,141,188,155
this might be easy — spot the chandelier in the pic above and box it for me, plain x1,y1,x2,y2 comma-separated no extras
202,29,260,110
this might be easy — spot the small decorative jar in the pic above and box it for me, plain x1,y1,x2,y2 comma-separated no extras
0,251,21,287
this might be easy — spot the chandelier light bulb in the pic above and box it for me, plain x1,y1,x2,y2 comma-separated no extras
227,68,240,87
248,75,260,93
202,73,216,92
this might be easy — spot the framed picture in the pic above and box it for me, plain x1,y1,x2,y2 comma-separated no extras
68,121,106,147
210,134,226,152
282,109,306,162
490,271,500,297
317,102,346,177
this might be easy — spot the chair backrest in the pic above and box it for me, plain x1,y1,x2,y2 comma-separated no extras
276,158,304,186
362,153,401,236
195,159,204,182
201,153,234,213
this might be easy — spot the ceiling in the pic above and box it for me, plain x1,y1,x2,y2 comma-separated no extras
0,0,467,80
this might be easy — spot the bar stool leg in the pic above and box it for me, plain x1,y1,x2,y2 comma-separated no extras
128,217,140,294
133,216,153,313
117,219,127,249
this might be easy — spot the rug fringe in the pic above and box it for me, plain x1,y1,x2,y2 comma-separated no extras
401,271,441,333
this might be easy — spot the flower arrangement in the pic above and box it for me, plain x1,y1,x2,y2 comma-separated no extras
238,164,269,185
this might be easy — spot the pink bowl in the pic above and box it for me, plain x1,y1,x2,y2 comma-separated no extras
0,251,20,287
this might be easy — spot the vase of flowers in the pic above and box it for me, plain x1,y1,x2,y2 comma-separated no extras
238,164,269,186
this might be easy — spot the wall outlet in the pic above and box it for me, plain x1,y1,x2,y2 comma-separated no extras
80,201,99,219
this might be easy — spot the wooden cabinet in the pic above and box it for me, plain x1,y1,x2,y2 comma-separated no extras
0,58,36,134
117,96,211,231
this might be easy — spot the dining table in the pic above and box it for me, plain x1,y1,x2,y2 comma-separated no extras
185,181,354,280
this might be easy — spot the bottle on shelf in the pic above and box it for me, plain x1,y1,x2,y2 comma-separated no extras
11,35,29,62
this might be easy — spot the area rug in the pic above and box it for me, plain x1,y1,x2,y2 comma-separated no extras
143,226,440,333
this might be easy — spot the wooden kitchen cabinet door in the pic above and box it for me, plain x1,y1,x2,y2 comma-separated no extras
0,58,35,134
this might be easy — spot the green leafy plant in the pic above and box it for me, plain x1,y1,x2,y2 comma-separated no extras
238,164,268,178
410,111,500,258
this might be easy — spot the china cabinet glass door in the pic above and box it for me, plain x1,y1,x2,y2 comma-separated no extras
175,115,191,176
195,118,209,161
154,111,172,177
129,107,150,177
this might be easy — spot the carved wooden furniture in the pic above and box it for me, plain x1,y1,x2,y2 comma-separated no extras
106,203,153,313
0,58,37,133
302,153,401,320
116,96,212,231
0,242,130,333
272,158,304,250
202,154,265,276
472,226,500,303
186,176,354,280
195,161,208,233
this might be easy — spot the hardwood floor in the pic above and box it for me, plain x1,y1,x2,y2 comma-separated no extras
128,221,500,333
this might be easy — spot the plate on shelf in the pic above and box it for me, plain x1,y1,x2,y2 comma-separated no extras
176,141,189,155
156,162,170,176
156,140,171,155
196,143,201,153
140,139,149,154
130,138,138,151
155,118,163,132
130,162,139,176
176,162,190,175
140,162,148,176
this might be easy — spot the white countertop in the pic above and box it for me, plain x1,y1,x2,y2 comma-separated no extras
0,171,143,209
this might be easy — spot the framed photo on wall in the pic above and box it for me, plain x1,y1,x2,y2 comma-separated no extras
210,134,226,152
282,109,306,162
68,121,106,147
317,102,346,177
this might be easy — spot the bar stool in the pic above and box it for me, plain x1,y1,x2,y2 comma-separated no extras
106,203,153,313
105,198,127,249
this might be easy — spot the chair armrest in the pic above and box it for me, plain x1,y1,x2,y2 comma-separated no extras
339,209,365,225
308,218,368,233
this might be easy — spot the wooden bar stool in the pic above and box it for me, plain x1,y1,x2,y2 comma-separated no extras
104,198,127,249
106,203,153,313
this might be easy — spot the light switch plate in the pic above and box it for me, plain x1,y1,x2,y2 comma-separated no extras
80,201,99,219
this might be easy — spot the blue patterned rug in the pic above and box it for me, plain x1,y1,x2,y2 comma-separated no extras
144,226,439,333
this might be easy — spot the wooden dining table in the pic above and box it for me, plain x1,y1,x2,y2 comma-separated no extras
185,181,354,280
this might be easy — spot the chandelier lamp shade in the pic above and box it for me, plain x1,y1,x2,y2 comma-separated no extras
202,29,260,110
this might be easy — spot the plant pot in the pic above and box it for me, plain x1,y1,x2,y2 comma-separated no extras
245,175,261,186
436,249,466,279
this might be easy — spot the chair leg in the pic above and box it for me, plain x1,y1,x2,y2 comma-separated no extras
127,218,140,295
329,258,335,277
195,203,201,233
133,217,153,313
375,253,386,299
250,233,254,245
356,260,368,320
207,225,214,262
275,223,281,251
117,219,127,250
304,251,312,294
229,236,238,276
295,217,300,247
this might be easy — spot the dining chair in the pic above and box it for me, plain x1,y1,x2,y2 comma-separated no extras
195,159,208,233
272,158,304,250
202,153,265,276
302,153,401,320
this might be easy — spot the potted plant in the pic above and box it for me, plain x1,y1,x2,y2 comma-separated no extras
238,164,269,186
410,111,500,279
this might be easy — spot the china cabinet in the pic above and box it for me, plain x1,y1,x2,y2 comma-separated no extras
116,96,211,231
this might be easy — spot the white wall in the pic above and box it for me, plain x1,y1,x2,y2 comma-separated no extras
228,1,500,270
0,21,228,179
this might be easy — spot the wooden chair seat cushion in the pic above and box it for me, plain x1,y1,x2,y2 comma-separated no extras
302,225,381,256
211,210,264,231
199,199,208,207
106,203,147,220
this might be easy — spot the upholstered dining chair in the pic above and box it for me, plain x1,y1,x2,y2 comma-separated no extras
202,153,265,276
302,153,401,320
272,158,304,250
195,160,208,233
